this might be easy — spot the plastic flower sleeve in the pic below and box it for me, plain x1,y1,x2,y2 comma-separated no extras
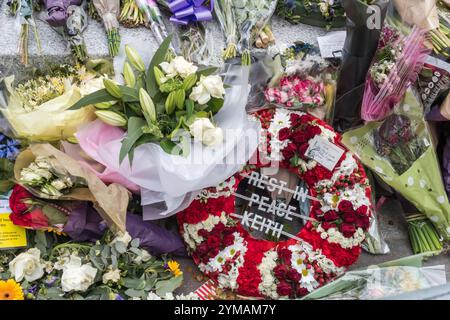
342,89,450,240
92,0,121,56
394,0,439,31
43,0,82,27
333,0,389,132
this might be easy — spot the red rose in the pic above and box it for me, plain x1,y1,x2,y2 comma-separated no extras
305,126,322,140
290,113,301,126
278,128,291,141
340,223,356,238
281,143,297,160
9,184,32,215
287,269,301,282
197,229,209,238
338,200,354,214
276,281,293,297
356,205,368,216
296,286,309,297
9,208,49,229
321,221,334,230
355,215,370,230
195,243,209,256
278,248,292,263
342,212,357,223
297,143,309,159
207,236,220,248
273,264,288,279
323,211,339,222
213,222,225,233
223,234,235,247
291,131,307,144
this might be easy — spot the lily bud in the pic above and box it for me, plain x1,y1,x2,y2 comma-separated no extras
174,89,186,110
66,136,79,144
139,88,156,122
95,110,127,127
125,45,145,72
95,100,117,109
154,66,165,86
123,62,136,87
165,91,176,115
103,79,123,99
182,73,197,91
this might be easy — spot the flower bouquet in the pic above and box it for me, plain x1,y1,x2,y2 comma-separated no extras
0,230,184,300
70,35,226,163
361,24,430,121
70,36,259,219
264,42,339,122
276,0,346,29
231,0,278,65
157,0,214,64
43,0,89,62
343,89,450,241
119,0,145,27
135,0,170,45
91,0,121,57
0,63,106,142
7,0,42,66
214,0,238,60
14,143,130,233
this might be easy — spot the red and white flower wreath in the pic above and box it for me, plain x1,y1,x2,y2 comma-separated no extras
177,108,373,299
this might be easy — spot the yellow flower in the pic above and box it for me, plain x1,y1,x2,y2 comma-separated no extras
167,261,183,277
0,279,24,300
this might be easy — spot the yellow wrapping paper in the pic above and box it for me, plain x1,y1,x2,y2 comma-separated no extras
394,0,439,30
14,144,129,233
2,76,96,142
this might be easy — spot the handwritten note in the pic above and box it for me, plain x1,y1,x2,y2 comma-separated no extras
0,200,27,250
305,136,345,171
317,31,347,58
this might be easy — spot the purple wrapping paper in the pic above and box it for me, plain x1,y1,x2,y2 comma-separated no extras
63,203,187,257
43,0,82,27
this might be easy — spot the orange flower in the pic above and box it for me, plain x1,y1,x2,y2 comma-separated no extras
0,279,24,300
167,260,183,277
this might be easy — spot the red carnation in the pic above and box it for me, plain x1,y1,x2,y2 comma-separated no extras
338,200,354,214
273,264,288,279
197,229,209,238
223,234,235,247
340,223,356,238
287,269,301,282
342,212,357,223
297,143,309,159
305,125,322,140
323,211,339,222
321,221,334,230
291,131,308,144
290,113,301,126
281,143,297,160
276,281,293,297
9,184,32,215
278,128,291,141
195,243,209,256
213,222,225,233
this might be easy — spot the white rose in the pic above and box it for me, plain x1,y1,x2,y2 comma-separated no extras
160,56,198,80
61,255,97,292
20,169,44,183
51,179,68,191
9,248,45,282
102,268,121,284
79,77,105,96
189,75,225,104
189,118,223,146
200,75,225,99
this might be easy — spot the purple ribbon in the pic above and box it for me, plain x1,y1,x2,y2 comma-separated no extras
168,0,214,25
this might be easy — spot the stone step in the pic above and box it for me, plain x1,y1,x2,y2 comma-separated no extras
0,0,327,77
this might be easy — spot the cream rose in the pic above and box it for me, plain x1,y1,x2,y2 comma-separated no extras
189,75,225,105
189,118,223,146
102,268,121,284
159,56,198,80
61,255,97,292
9,248,45,282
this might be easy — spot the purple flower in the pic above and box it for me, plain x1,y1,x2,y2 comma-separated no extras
115,294,124,300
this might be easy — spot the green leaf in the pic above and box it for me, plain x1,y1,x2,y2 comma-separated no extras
185,99,194,118
206,97,224,114
69,89,115,110
119,117,146,165
155,275,183,297
124,289,146,298
146,34,174,97
131,238,140,248
123,277,146,290
118,85,140,102
114,241,127,254
197,67,218,77
160,138,183,156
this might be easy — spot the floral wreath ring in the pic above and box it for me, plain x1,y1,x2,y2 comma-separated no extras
177,108,373,299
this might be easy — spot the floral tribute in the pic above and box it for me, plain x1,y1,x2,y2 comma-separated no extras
177,108,373,299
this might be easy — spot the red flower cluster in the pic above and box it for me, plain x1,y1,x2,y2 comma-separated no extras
9,184,50,229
